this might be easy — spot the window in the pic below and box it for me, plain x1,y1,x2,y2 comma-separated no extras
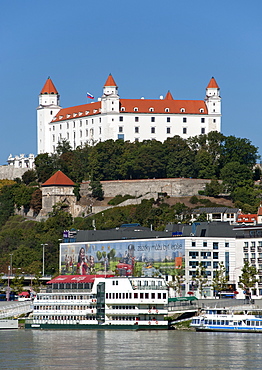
183,117,187,123
213,261,219,269
213,242,219,249
203,242,207,247
183,127,187,134
167,127,171,134
119,127,123,133
201,128,205,134
189,251,199,258
135,117,139,122
119,116,123,122
134,107,138,112
167,117,170,122
121,107,125,111
149,108,154,112
180,108,185,112
213,119,216,123
165,108,169,112
151,293,155,299
52,135,55,142
201,118,205,123
151,127,155,134
192,241,196,247
135,127,139,133
99,127,101,135
151,117,155,122
225,242,229,248
213,252,219,259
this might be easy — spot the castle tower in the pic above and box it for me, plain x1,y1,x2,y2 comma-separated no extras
37,77,61,154
205,77,221,132
40,170,76,217
101,74,120,114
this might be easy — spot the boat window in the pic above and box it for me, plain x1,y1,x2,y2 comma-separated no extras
217,320,221,325
212,320,216,325
221,320,224,325
256,321,260,326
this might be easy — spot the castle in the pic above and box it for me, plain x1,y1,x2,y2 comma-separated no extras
37,75,221,154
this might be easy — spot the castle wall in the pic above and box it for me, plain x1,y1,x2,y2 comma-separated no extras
80,178,211,198
0,166,29,180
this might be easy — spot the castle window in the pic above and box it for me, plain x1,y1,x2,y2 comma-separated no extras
99,118,101,123
50,111,53,115
135,117,139,122
135,138,139,142
180,108,185,112
121,107,125,111
134,107,138,112
53,126,55,131
149,108,154,112
86,120,88,125
151,117,155,122
201,118,205,123
183,128,187,134
213,109,215,112
80,120,82,127
165,108,169,112
73,122,75,128
73,132,76,139
67,133,69,139
151,127,155,134
52,135,55,142
86,129,88,137
183,117,187,123
201,128,205,134
119,127,123,133
80,130,82,138
92,119,94,124
167,117,170,123
119,116,123,122
200,108,204,113
135,127,139,133
167,127,171,134
213,119,216,123
99,127,101,135
67,122,69,129
60,124,62,129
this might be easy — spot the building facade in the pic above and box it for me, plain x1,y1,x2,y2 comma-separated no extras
37,75,221,154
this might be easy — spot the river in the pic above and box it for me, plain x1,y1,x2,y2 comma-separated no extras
1,329,262,369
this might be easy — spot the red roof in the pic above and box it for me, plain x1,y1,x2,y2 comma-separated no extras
41,77,58,94
42,170,75,187
207,77,219,89
104,74,117,87
165,91,174,100
237,214,257,223
52,101,101,122
120,98,207,114
47,275,114,284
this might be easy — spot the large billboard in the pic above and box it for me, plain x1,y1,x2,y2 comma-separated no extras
60,238,185,276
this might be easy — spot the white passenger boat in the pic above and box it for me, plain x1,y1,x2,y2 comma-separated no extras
0,319,18,329
191,309,262,332
25,275,169,330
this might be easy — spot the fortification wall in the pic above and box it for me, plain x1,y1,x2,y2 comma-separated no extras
0,166,29,180
81,178,211,198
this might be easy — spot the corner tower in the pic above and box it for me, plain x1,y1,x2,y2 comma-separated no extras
205,77,221,132
37,77,61,154
101,74,120,114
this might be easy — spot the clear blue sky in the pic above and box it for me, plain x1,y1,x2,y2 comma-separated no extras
1,1,262,165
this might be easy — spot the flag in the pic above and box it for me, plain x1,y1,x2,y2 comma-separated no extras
87,92,94,99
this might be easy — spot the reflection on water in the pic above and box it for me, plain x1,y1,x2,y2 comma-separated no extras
1,330,262,369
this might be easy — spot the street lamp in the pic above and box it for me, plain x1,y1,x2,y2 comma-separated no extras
9,254,13,276
41,244,48,277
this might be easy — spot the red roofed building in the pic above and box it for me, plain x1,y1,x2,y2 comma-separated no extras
37,75,221,155
40,170,81,218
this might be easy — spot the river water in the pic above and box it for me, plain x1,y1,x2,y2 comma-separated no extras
1,329,262,369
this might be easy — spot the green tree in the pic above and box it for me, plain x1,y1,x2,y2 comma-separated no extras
220,162,253,192
204,179,224,197
212,262,228,298
193,262,209,298
22,170,38,185
238,260,258,299
89,180,104,200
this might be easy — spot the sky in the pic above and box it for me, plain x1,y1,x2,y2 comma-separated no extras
0,1,262,165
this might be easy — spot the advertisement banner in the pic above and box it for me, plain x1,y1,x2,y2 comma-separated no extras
60,238,185,277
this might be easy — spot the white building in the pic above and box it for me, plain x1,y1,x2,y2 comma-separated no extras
7,153,35,169
37,75,221,154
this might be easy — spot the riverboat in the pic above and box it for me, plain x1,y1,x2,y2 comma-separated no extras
191,309,262,332
0,319,18,329
25,275,169,330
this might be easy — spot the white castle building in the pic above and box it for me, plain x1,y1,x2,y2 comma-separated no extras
37,75,221,154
